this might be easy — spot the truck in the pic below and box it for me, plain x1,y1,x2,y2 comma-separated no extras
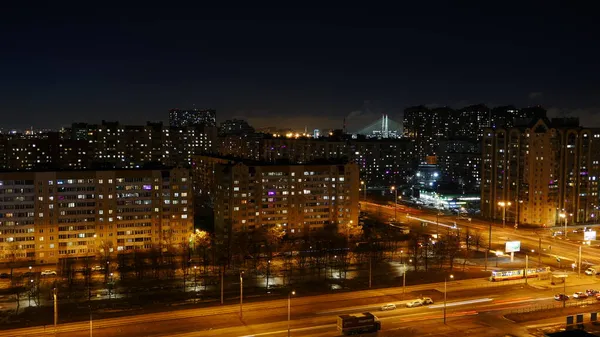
337,312,381,335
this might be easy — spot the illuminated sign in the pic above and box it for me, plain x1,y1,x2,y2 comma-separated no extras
505,241,521,253
584,231,597,241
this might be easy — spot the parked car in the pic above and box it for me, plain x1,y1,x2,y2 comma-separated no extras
380,303,397,311
573,292,588,299
585,268,596,276
595,293,600,300
586,289,598,296
0,273,9,279
554,294,570,301
41,270,57,276
406,297,434,308
22,271,34,278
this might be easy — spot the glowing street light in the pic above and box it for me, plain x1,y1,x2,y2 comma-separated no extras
288,290,296,337
391,186,398,221
498,201,511,228
444,274,454,324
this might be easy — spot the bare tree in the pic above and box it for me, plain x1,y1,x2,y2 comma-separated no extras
192,229,211,273
445,228,461,270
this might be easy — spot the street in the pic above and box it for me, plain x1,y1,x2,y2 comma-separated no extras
1,273,599,337
361,201,600,268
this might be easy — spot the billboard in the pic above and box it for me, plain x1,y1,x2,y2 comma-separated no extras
584,231,597,241
505,241,521,253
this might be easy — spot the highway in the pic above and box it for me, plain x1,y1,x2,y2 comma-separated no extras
2,275,599,337
361,201,600,267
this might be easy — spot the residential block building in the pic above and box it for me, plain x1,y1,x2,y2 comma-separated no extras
213,161,359,239
481,117,600,227
0,167,193,264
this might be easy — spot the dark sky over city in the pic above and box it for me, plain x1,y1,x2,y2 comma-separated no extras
1,3,599,131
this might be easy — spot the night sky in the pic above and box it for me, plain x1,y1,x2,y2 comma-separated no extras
1,3,599,131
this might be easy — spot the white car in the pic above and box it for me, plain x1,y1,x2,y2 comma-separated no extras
41,270,57,276
406,297,434,308
380,303,397,311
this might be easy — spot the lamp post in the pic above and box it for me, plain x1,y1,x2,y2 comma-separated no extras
361,181,366,201
53,288,58,335
498,201,511,228
559,212,572,238
444,274,454,324
193,266,198,292
391,186,397,221
578,245,582,277
402,263,406,296
288,290,295,337
109,273,114,299
239,271,244,319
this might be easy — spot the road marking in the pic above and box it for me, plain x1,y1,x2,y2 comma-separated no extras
428,298,492,309
317,301,408,315
239,323,334,337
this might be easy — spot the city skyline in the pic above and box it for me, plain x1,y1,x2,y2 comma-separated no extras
1,4,599,130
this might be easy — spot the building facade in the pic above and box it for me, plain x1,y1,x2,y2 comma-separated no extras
0,168,193,264
169,108,217,127
259,136,415,187
0,121,217,171
481,118,600,227
213,161,359,239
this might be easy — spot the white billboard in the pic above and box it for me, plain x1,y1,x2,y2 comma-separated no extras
584,231,597,241
505,241,521,253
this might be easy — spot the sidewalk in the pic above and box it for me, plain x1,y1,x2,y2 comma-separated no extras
527,272,599,290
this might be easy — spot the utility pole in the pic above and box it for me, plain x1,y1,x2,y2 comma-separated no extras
578,246,582,277
538,237,542,266
403,264,406,297
563,276,566,308
220,266,224,305
239,271,244,319
89,305,93,337
525,255,528,285
53,288,58,335
486,221,492,270
369,254,372,289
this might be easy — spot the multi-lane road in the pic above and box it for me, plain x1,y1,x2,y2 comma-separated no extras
2,275,599,337
361,201,600,267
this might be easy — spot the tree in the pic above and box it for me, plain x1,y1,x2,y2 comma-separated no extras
264,225,285,260
408,233,421,271
192,229,211,272
444,228,461,270
98,240,114,282
5,242,25,282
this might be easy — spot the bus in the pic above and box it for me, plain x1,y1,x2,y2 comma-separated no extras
490,267,551,281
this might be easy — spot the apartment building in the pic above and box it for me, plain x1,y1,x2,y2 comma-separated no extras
213,161,359,239
481,117,600,227
0,168,193,264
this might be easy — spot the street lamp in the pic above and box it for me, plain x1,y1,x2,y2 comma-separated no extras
496,251,503,267
391,186,397,221
559,212,572,238
361,181,366,201
444,274,454,324
288,290,296,337
402,263,406,296
193,266,198,292
498,201,511,228
239,271,244,319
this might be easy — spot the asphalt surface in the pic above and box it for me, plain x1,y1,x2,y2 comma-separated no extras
362,201,600,268
2,275,600,337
